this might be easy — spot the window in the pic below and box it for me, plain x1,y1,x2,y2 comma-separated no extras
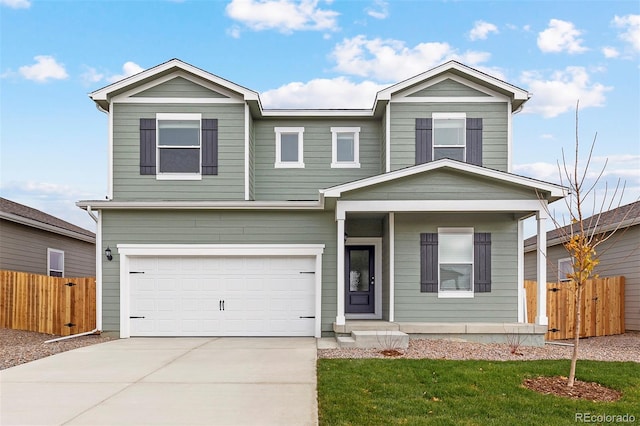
48,248,64,277
331,127,360,168
157,113,202,179
438,228,474,296
433,113,465,162
275,127,304,168
558,257,573,282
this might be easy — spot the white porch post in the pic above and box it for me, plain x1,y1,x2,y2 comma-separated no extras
517,219,524,323
336,214,346,326
536,207,549,326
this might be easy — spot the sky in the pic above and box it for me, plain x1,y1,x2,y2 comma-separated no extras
1,0,639,237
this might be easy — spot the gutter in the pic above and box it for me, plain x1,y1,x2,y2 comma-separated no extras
47,205,102,343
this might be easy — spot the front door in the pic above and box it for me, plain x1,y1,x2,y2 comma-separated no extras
345,246,375,314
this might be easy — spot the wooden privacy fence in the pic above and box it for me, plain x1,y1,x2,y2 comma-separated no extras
0,270,96,336
524,276,625,340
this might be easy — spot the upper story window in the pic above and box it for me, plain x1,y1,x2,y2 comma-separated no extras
48,248,64,277
275,127,304,168
156,113,202,180
331,127,361,168
433,113,466,162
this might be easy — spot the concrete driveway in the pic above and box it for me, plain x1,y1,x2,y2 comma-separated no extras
0,337,318,426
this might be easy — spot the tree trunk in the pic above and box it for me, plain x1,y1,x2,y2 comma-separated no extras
568,283,582,387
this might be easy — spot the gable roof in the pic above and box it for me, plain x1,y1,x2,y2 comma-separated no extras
524,200,640,250
0,197,95,243
320,159,566,201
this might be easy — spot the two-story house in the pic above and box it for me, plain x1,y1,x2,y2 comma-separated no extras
79,59,564,344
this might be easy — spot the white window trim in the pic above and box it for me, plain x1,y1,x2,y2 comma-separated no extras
274,127,305,168
558,257,573,282
156,113,202,180
47,248,64,277
437,227,474,298
331,127,361,168
432,112,466,162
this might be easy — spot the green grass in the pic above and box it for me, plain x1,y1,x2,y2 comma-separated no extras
317,359,640,425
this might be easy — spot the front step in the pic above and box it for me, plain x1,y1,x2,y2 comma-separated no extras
336,330,409,349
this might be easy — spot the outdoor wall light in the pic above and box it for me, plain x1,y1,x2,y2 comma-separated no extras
105,246,113,261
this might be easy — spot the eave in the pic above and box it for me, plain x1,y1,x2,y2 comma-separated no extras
0,211,96,244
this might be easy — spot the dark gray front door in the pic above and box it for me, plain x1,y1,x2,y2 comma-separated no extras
345,246,375,314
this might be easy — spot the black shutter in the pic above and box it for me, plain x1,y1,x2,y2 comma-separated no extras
415,118,433,165
420,233,438,292
140,119,156,175
474,232,491,292
466,118,483,166
202,119,218,175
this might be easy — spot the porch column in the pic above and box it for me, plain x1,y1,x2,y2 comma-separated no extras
336,216,346,325
536,207,548,326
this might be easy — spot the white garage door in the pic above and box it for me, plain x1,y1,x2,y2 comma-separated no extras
128,256,316,337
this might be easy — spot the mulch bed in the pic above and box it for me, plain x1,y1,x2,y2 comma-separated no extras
523,376,622,402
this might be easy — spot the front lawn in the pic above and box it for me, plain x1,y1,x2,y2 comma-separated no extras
317,359,639,425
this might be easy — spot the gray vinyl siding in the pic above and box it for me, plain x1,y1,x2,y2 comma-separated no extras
389,102,509,172
0,220,95,277
253,119,382,200
112,103,245,201
524,225,640,331
341,169,539,201
407,79,491,97
394,212,518,322
132,77,229,98
101,210,337,333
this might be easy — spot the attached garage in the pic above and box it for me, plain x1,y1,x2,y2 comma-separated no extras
117,244,324,338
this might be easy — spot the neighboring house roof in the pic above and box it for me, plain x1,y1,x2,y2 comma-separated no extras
0,197,95,243
524,200,640,251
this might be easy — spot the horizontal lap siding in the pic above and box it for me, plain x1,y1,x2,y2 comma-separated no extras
393,213,518,322
101,210,337,333
112,103,245,201
390,102,508,172
132,77,228,98
407,79,492,97
254,119,382,200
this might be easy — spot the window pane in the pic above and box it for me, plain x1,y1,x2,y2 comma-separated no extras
158,120,200,146
159,148,200,173
280,133,299,162
440,233,472,262
434,119,464,146
349,249,370,292
337,133,354,162
558,258,573,281
49,251,63,270
434,147,465,161
440,264,472,291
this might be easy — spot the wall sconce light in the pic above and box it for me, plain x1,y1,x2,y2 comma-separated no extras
344,232,348,243
105,246,113,261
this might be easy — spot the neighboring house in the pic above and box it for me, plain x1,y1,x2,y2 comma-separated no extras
78,59,565,341
524,201,640,331
0,197,96,277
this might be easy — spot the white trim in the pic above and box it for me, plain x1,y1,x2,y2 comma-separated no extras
322,159,566,199
536,208,549,326
331,127,361,168
391,97,506,103
77,200,323,210
517,219,524,322
261,109,373,117
274,127,305,168
385,104,391,173
507,101,513,173
108,102,113,199
156,174,202,181
156,112,201,121
345,237,382,320
392,73,510,101
0,211,95,243
336,219,346,326
116,244,325,339
388,212,395,321
47,248,65,277
244,103,250,201
114,97,244,104
156,113,202,179
432,112,467,119
95,210,103,331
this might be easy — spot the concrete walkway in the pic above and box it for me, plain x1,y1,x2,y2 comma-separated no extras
0,337,318,426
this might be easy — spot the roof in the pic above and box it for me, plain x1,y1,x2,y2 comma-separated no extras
0,197,95,243
524,200,640,250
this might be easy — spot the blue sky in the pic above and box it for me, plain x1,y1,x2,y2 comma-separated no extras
1,0,639,235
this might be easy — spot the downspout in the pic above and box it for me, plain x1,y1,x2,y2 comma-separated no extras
46,205,102,343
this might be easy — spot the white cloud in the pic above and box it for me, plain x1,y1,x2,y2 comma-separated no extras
537,19,588,54
80,66,105,84
602,46,620,58
0,0,30,8
541,133,554,140
612,14,640,52
330,35,495,82
468,21,498,41
225,0,339,34
18,55,68,83
366,0,388,20
520,67,611,118
260,77,386,108
513,162,562,183
106,61,144,83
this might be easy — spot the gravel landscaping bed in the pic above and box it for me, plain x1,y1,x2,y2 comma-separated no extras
318,332,640,362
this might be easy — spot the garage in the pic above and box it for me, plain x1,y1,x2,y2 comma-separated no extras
117,245,324,338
